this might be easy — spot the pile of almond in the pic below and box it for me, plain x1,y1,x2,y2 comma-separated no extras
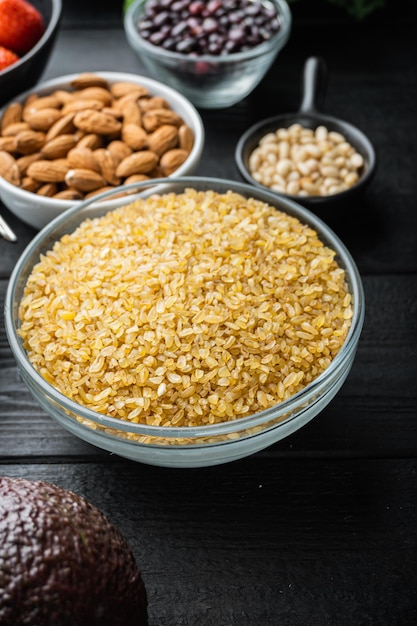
0,73,195,200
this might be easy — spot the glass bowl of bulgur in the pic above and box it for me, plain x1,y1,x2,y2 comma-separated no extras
5,177,364,467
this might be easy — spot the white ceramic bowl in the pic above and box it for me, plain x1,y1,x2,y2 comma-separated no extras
124,0,292,109
0,72,205,229
5,177,365,468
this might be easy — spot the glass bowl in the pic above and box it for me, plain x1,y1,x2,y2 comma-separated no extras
5,177,364,468
124,0,292,109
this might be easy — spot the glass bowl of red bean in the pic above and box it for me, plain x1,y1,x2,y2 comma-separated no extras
124,0,292,109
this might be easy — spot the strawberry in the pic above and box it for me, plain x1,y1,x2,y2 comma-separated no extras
0,0,45,56
0,44,19,70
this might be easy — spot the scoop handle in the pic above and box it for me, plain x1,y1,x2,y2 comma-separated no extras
299,57,328,114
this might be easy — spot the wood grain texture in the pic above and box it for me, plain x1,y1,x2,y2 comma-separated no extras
0,459,416,625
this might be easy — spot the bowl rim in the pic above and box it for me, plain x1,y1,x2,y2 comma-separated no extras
0,71,205,209
5,176,365,439
124,0,292,64
0,0,62,79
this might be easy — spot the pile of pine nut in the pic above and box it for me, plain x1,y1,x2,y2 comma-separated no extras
248,123,364,197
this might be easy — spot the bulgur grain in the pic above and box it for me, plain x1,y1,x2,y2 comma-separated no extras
18,188,353,428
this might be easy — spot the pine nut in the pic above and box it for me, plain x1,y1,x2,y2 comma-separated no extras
247,122,365,197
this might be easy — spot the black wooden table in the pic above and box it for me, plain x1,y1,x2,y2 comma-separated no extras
1,2,417,624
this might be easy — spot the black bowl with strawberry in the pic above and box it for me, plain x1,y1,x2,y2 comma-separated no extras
0,0,62,105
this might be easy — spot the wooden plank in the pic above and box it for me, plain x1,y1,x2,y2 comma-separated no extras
0,458,416,625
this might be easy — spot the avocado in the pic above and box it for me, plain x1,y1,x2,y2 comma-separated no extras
0,476,148,626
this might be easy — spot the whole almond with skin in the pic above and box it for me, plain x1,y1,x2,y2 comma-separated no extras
65,168,106,192
94,148,120,185
46,113,76,141
148,125,178,156
178,125,194,153
0,150,20,185
16,152,42,174
73,110,122,135
37,182,59,197
142,109,184,133
121,99,142,125
77,133,104,150
107,140,132,165
67,147,101,173
70,73,110,90
27,159,68,183
52,89,75,105
14,130,46,154
123,174,150,185
1,102,23,131
25,95,61,111
0,136,18,152
62,99,104,115
21,176,41,192
2,122,30,136
116,151,159,177
41,134,78,160
22,108,62,132
54,189,84,200
110,82,149,99
160,148,189,175
121,123,148,151
139,97,170,112
77,87,113,106
85,185,119,199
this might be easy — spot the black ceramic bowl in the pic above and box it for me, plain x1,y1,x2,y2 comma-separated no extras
235,57,376,211
0,0,62,106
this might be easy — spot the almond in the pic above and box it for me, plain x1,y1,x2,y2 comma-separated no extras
24,95,61,111
160,148,189,175
37,182,59,197
77,87,113,106
107,140,132,165
70,74,110,90
46,113,76,141
85,185,120,199
121,99,142,125
62,99,104,115
0,150,20,185
148,125,179,156
94,148,121,185
2,122,30,137
41,134,78,159
111,82,149,99
21,176,41,193
16,152,42,175
22,108,62,132
52,89,75,105
121,123,148,151
77,133,104,150
1,102,23,131
27,159,68,183
53,189,84,200
142,108,184,132
65,168,106,192
116,151,159,177
0,136,18,152
140,97,170,112
123,174,150,185
67,147,101,173
178,124,194,153
14,130,46,154
73,110,122,136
